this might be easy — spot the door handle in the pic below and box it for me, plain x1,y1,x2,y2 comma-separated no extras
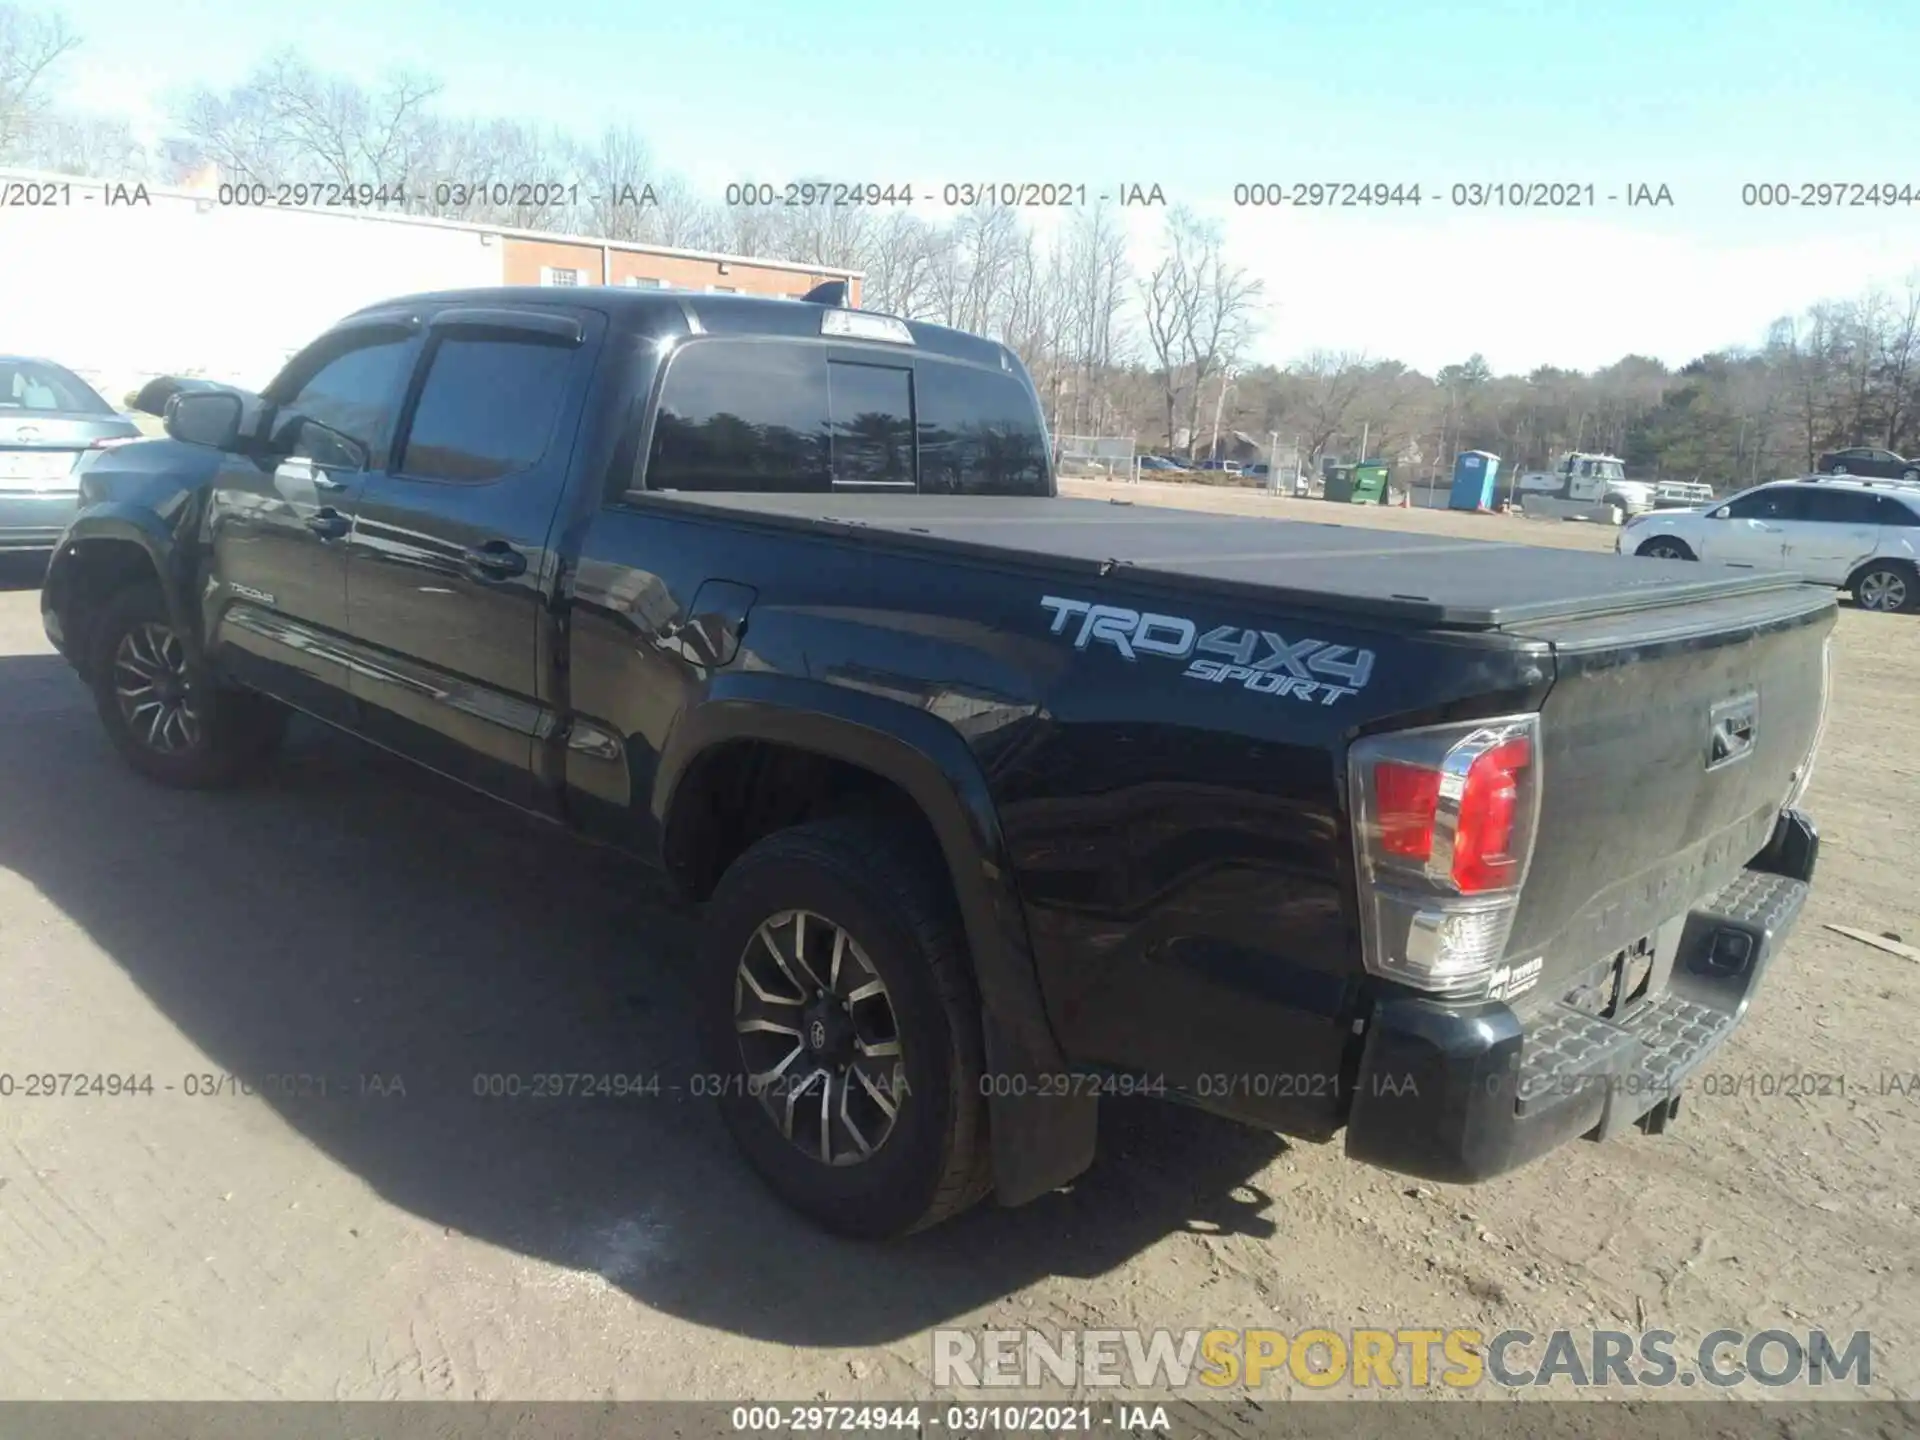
305,510,350,540
312,472,350,493
464,541,527,580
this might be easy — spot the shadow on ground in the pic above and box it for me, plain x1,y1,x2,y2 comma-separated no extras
0,652,1288,1347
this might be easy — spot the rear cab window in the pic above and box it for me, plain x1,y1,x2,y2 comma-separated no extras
634,333,1052,498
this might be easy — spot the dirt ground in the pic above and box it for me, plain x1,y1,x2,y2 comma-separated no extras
0,484,1914,1408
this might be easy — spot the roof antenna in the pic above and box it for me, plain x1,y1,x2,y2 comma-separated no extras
801,280,850,307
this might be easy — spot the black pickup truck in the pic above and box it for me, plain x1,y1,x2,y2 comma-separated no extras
42,286,1832,1238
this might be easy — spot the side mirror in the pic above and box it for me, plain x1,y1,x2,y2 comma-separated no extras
165,390,244,450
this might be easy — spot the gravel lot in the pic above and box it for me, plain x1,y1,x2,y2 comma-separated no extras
1,486,1915,1407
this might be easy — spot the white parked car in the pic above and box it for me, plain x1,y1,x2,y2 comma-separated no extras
1618,476,1920,612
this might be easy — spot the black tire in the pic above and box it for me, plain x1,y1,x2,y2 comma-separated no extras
88,584,289,788
1636,537,1696,561
698,814,992,1239
1848,561,1918,614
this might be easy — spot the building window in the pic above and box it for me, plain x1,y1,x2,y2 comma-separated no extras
623,276,665,288
541,267,581,287
708,285,738,294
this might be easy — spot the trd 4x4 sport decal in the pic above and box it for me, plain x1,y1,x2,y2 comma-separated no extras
1039,595,1375,706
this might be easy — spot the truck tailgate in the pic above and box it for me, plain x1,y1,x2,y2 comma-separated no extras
1502,583,1835,996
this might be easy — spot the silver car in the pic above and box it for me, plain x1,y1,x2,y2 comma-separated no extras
0,357,143,553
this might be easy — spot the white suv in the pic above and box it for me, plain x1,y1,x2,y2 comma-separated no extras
1618,477,1920,613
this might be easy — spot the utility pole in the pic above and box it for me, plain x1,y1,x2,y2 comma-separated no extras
1210,366,1239,463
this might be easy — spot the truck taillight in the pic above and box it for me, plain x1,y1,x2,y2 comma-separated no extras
1451,735,1531,892
1374,762,1440,858
1350,715,1542,998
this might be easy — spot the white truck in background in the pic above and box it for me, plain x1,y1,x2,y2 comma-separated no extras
1653,480,1717,508
1515,452,1654,525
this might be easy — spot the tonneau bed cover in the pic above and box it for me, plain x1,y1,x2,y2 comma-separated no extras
649,492,1810,631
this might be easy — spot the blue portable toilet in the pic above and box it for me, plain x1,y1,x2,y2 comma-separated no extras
1449,450,1500,511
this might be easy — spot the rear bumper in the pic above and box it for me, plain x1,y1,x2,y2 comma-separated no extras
1342,808,1817,1184
0,492,80,551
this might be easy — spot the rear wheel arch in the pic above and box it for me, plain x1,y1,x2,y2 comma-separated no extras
654,680,1095,1206
1845,556,1918,613
654,687,1046,1043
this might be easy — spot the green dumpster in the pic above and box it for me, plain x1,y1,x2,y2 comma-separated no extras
1324,463,1388,504
1350,463,1389,504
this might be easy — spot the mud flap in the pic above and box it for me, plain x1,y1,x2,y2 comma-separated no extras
983,1009,1097,1207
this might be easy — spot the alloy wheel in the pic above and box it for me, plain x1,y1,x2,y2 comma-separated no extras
113,622,203,754
1858,570,1907,613
733,909,905,1166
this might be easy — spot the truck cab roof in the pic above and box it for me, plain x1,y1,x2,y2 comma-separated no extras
340,286,1018,373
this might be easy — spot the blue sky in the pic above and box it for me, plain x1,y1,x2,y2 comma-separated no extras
48,0,1920,373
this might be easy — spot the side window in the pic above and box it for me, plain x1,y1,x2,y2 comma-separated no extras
1876,496,1920,526
1723,487,1801,520
1799,489,1879,525
397,335,576,483
915,360,1052,496
278,337,412,457
827,360,914,487
644,340,830,493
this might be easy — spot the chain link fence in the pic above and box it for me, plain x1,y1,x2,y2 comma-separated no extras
1053,434,1138,483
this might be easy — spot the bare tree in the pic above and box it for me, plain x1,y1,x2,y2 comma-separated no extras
171,50,442,194
644,175,725,250
573,124,656,241
1874,277,1920,448
1137,212,1205,450
1061,202,1131,434
0,3,78,160
861,210,942,318
1180,217,1264,457
1134,210,1263,457
171,76,282,184
1291,351,1371,466
24,109,143,176
777,180,876,272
